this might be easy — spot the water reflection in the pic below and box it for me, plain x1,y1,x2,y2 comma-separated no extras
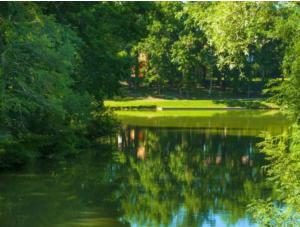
0,146,129,227
118,110,288,137
115,127,271,227
0,111,289,227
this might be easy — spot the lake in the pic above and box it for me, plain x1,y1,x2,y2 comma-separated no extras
0,110,289,227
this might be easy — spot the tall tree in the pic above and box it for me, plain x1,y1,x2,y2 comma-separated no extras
41,2,153,99
188,2,284,94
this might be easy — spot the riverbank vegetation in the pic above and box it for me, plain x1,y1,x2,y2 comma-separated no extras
0,2,149,168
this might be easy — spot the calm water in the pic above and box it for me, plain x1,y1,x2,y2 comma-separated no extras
0,111,288,227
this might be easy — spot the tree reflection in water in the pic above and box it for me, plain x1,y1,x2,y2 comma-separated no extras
0,116,289,227
0,143,129,227
115,126,270,227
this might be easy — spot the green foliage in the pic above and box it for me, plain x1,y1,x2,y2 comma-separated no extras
191,3,276,69
261,3,300,120
135,2,215,92
278,35,300,120
41,2,153,99
1,3,78,132
248,126,300,226
248,199,300,227
243,4,300,226
130,2,286,96
0,3,122,168
0,8,300,227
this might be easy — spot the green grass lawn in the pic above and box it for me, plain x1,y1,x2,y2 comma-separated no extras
104,98,278,109
114,109,280,117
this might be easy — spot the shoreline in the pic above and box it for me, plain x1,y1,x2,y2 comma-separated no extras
105,98,279,111
109,106,279,111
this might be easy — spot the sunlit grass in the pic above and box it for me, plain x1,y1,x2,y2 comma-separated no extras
105,99,278,109
106,99,226,108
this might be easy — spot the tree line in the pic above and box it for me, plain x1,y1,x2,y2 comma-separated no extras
130,2,286,97
0,2,151,167
0,2,299,168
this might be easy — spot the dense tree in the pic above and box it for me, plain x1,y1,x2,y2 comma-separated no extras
41,2,153,99
0,2,144,167
130,2,285,97
134,3,216,96
188,2,285,95
0,3,88,166
0,2,155,168
135,3,183,91
247,3,300,226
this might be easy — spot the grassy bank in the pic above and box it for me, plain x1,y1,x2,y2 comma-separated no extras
105,98,278,110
